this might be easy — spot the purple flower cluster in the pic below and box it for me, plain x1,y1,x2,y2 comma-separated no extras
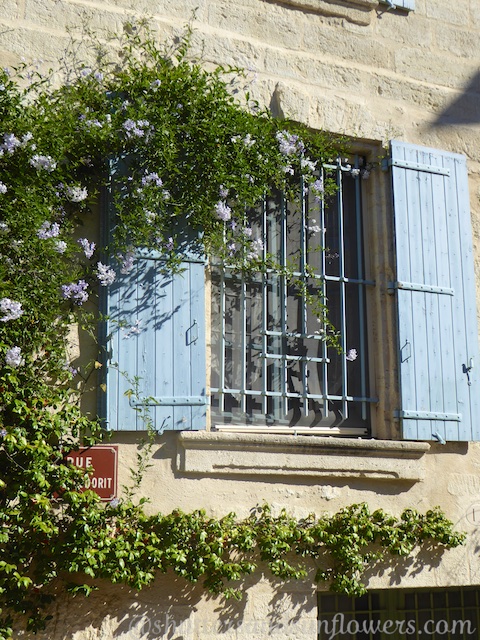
0,133,21,154
123,119,151,139
78,238,95,259
5,346,23,368
137,172,170,201
142,172,163,187
79,68,103,81
96,262,116,286
65,185,88,202
308,218,322,234
84,119,103,128
61,280,89,305
301,157,317,173
30,154,57,172
54,240,67,253
276,130,305,156
311,178,324,203
37,221,60,239
145,210,155,223
118,251,135,274
0,298,24,322
346,348,358,362
247,238,264,260
215,201,232,221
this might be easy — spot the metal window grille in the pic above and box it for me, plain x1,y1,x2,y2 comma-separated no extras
318,587,480,639
210,159,375,435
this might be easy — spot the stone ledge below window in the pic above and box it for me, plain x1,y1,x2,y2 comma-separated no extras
176,432,429,482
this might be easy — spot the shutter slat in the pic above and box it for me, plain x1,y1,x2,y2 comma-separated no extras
448,156,480,440
380,0,415,11
392,143,418,438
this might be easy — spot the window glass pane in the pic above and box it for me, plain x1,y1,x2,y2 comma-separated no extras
463,590,477,607
324,170,340,278
447,591,462,608
342,172,362,279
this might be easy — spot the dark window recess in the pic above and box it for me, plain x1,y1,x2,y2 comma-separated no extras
318,587,480,639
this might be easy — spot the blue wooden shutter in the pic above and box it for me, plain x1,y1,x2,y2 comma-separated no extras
379,0,415,10
390,140,480,442
100,165,207,432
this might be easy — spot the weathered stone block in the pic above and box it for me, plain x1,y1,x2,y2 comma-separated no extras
0,0,19,20
395,47,478,90
425,1,470,26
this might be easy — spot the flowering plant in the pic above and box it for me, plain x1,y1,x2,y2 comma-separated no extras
0,21,464,638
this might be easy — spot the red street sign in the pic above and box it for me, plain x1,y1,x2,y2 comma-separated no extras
65,446,118,501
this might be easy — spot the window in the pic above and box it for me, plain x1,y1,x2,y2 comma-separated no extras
101,141,480,442
318,587,479,639
210,159,374,436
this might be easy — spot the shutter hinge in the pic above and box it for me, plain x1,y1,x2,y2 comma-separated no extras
130,396,208,407
394,410,462,422
387,281,454,296
383,158,450,176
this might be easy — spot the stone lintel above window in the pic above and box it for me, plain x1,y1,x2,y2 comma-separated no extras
176,432,429,481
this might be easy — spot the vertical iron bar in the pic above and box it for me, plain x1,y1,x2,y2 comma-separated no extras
300,176,309,416
354,156,368,420
241,269,247,416
338,162,348,421
281,192,288,418
320,167,329,419
262,196,268,416
219,267,226,413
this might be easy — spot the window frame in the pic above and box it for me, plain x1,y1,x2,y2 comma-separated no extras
209,157,376,436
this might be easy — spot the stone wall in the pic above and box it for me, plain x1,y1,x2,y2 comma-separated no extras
2,1,480,639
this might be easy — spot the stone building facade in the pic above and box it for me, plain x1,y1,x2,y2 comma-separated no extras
2,0,480,638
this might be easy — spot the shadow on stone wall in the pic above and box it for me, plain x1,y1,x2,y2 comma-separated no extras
432,71,480,127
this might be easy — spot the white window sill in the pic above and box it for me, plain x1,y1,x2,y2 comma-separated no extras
176,432,429,482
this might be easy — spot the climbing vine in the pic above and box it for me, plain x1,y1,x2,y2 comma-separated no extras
0,19,465,638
